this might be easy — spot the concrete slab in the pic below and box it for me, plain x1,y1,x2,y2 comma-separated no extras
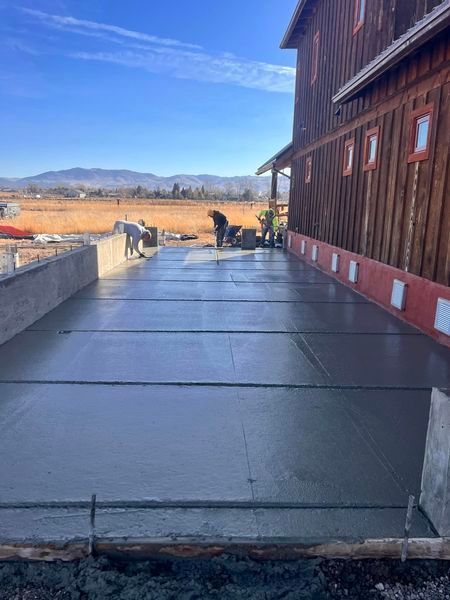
227,333,448,387
302,333,450,388
237,388,430,505
0,507,433,542
75,280,368,303
0,508,259,542
0,385,251,503
1,246,449,543
29,299,416,334
0,331,240,384
254,507,434,540
102,268,331,284
140,263,317,271
0,385,428,508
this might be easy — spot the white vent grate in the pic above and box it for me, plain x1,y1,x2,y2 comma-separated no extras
312,245,319,262
348,261,359,283
434,298,450,335
331,253,340,273
391,279,407,310
301,240,307,255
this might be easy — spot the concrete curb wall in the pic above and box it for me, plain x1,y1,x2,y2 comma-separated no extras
420,388,450,536
95,233,129,278
0,234,128,347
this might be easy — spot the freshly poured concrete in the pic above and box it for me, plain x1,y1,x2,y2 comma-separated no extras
30,298,414,333
0,247,449,542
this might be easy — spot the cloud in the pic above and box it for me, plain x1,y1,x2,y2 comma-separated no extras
17,8,296,93
20,7,202,50
70,49,295,93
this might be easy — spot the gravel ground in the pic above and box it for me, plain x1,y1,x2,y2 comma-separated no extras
0,557,449,599
0,240,78,268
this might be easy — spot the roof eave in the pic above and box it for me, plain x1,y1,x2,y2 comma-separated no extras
333,4,450,105
256,143,294,176
280,0,317,49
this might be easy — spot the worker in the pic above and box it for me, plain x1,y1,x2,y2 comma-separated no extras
259,209,279,248
113,220,151,258
207,209,228,248
256,209,267,231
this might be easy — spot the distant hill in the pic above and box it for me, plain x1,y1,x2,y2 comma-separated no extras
0,168,289,193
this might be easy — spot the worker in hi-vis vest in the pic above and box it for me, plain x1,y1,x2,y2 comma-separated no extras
257,209,279,248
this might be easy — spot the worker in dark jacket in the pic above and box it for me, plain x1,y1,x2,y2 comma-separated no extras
207,209,228,248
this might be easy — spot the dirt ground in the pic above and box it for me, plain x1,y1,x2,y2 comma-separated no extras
0,557,449,600
0,240,81,268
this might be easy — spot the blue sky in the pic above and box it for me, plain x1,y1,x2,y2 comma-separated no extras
0,0,298,178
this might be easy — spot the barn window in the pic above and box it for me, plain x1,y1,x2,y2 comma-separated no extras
353,0,365,34
363,126,380,171
343,139,355,176
305,156,312,183
408,104,434,162
311,31,320,84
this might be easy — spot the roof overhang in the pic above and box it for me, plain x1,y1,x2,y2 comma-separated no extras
256,142,293,176
333,2,450,105
280,0,318,49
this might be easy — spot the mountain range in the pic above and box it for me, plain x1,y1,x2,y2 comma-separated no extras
0,168,289,193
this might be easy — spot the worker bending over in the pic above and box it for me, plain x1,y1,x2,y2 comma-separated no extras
207,209,228,248
258,209,279,248
113,220,151,258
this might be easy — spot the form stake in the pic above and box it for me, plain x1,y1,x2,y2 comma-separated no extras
88,494,97,556
401,495,415,562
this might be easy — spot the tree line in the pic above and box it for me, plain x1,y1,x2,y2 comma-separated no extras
21,182,267,202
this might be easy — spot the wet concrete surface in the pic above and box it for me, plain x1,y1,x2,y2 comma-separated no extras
76,280,368,302
0,247,449,542
29,298,414,333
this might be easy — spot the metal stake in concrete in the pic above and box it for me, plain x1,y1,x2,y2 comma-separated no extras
88,494,97,556
401,495,415,562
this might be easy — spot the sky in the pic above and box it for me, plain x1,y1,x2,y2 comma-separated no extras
0,0,298,178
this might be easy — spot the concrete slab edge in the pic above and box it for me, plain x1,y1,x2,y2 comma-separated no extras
1,537,450,562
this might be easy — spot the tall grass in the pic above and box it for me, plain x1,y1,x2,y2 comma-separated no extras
10,199,267,235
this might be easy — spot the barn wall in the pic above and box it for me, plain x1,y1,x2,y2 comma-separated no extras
289,22,450,285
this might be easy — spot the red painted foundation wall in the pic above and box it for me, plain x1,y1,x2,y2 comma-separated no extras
287,232,450,348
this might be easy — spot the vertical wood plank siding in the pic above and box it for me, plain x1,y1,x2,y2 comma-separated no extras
288,0,450,286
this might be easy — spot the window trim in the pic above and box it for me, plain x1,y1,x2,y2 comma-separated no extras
305,156,312,184
353,0,365,35
363,126,380,172
408,104,434,163
311,31,320,85
343,138,355,177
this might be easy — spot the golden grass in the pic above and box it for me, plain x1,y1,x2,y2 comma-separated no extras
10,198,267,235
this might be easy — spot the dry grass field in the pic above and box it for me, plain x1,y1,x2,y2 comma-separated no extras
9,198,267,236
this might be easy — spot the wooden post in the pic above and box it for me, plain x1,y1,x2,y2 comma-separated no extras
271,170,278,202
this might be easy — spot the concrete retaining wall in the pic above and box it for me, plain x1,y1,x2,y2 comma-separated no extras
420,388,450,536
0,234,128,346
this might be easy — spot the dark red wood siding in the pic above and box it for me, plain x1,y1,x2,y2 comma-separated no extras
288,0,450,285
